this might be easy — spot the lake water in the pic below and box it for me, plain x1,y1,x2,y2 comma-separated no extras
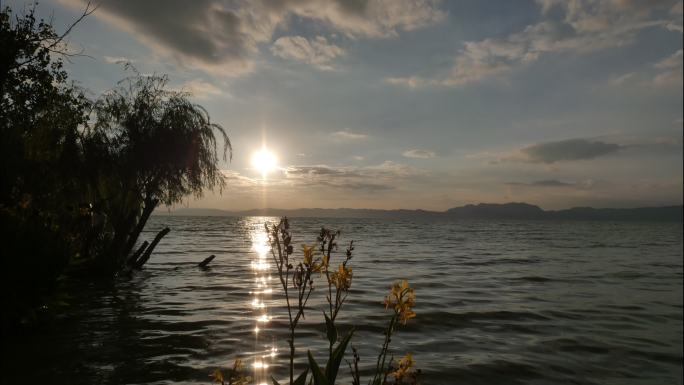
2,216,682,385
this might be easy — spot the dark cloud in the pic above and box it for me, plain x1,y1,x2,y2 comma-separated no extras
67,0,444,74
333,0,369,15
79,0,256,74
520,139,622,163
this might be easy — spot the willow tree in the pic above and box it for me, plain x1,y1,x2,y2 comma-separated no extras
83,71,231,268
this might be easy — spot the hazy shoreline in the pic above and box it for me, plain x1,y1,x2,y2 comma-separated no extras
153,202,683,221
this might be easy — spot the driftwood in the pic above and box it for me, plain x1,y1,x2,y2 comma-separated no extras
198,255,215,269
133,227,170,269
126,240,149,266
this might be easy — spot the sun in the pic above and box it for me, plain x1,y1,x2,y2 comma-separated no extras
251,147,278,177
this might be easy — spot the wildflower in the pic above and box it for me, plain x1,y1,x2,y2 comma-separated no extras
390,353,414,381
212,358,250,385
232,374,251,385
302,244,315,266
330,263,353,291
384,280,416,324
211,369,224,384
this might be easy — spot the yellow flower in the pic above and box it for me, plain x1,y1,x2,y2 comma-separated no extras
384,280,416,324
330,263,353,291
390,353,415,381
211,369,224,384
302,244,316,266
398,353,414,369
212,359,250,385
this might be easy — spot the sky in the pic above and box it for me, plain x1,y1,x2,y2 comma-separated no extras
8,0,683,210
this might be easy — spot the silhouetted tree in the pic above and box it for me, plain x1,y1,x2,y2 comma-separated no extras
0,4,93,330
1,4,231,329
0,4,92,207
83,70,232,268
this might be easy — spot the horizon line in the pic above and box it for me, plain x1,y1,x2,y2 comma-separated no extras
153,202,684,213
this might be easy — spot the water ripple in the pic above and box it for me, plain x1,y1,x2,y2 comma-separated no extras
2,217,681,385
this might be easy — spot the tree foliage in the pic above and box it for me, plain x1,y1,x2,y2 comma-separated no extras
0,5,91,207
89,69,231,206
82,68,232,266
1,5,92,330
0,5,231,329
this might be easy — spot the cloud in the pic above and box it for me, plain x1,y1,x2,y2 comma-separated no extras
285,165,357,177
656,49,684,69
606,49,682,88
652,49,683,87
608,72,636,86
282,161,422,191
475,138,629,164
330,130,368,141
312,180,394,191
102,55,131,64
666,1,683,32
284,164,374,190
365,161,423,178
506,179,574,187
389,0,679,87
271,36,345,70
384,76,424,88
403,149,436,158
178,79,226,99
221,170,260,188
283,0,447,38
517,139,622,163
63,0,444,75
63,0,257,75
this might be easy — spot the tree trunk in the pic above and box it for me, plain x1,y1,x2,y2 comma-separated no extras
122,197,158,261
126,240,149,267
133,227,170,269
107,210,137,270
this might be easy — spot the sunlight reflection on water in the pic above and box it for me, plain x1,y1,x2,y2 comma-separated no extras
248,218,277,384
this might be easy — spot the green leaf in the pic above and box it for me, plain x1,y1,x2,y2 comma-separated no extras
325,327,355,383
324,311,337,346
293,368,309,385
308,350,329,385
271,376,280,385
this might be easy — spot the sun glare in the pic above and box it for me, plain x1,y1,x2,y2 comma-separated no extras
251,148,277,177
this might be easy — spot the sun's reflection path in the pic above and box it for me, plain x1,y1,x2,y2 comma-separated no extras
248,219,277,385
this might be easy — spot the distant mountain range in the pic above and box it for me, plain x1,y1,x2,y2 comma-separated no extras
153,202,683,221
